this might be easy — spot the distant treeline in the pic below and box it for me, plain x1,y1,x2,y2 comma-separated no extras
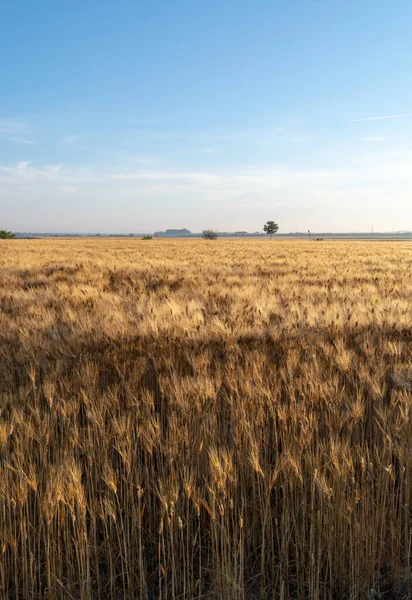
13,230,412,239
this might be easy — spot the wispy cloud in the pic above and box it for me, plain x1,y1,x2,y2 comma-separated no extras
8,137,34,145
127,125,290,144
351,113,412,122
199,146,220,155
62,134,81,146
0,120,24,134
362,136,385,143
0,161,76,187
129,116,170,124
0,120,33,144
44,164,64,174
126,155,159,166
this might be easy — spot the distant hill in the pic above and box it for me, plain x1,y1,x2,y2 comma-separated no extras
154,228,192,237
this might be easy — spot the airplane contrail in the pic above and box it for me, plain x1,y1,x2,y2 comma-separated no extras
350,113,412,122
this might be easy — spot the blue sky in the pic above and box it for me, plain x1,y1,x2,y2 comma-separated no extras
1,0,412,233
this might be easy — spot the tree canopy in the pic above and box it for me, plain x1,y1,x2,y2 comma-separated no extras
202,230,218,240
0,230,16,239
263,221,279,238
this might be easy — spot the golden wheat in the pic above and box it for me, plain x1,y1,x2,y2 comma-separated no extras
0,238,412,599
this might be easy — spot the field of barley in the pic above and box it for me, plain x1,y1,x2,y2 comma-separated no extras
1,238,412,600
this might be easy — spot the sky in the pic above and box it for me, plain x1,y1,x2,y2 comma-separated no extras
1,0,412,233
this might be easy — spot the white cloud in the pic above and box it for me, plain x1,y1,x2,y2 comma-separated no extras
351,113,412,122
362,136,385,143
111,171,222,184
2,153,412,232
2,155,411,194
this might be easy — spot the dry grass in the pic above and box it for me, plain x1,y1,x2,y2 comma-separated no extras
1,238,412,599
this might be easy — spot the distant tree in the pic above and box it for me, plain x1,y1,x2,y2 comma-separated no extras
202,230,218,240
0,230,15,239
263,221,279,239
142,234,153,240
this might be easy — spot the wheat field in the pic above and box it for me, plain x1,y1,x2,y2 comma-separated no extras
1,238,412,599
